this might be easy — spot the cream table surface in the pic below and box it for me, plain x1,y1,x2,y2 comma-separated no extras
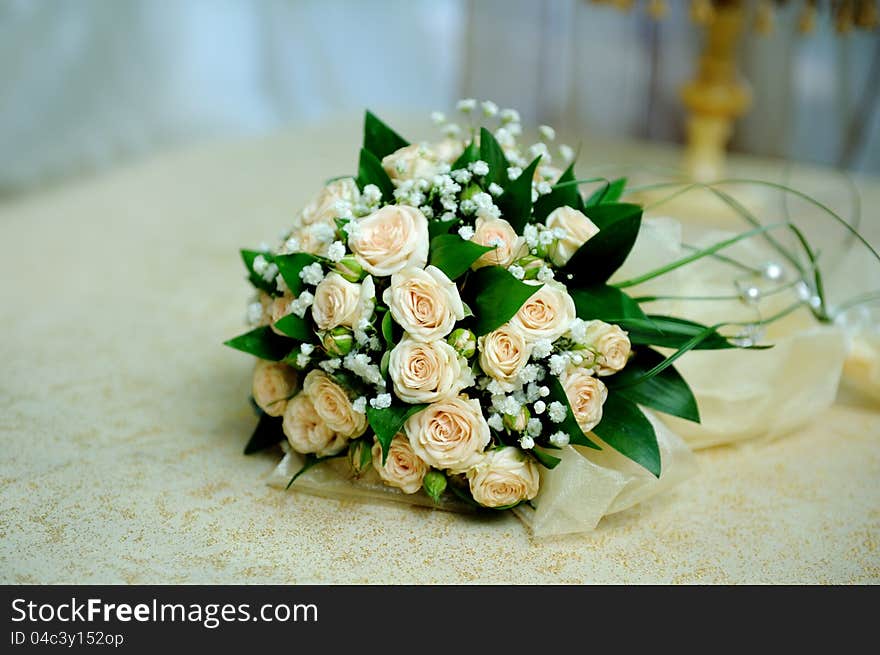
1,116,878,584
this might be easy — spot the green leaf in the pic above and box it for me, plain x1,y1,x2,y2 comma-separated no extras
788,223,829,321
274,252,320,296
451,140,479,171
428,217,460,240
563,203,642,285
592,393,661,477
366,403,427,464
545,376,601,449
363,110,408,160
497,156,541,233
243,412,285,455
356,147,395,199
467,266,543,336
616,320,773,390
585,177,627,207
224,326,294,361
606,348,700,423
531,448,562,469
533,162,583,221
381,310,394,346
613,221,786,289
478,127,509,187
570,285,647,322
429,234,495,280
241,249,277,295
273,314,316,342
614,316,735,350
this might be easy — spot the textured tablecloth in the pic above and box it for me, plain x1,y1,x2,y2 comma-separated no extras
1,116,878,584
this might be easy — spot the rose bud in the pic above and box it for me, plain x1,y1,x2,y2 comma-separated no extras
503,405,531,433
422,470,448,504
323,326,354,356
333,254,365,283
348,439,372,477
514,255,545,280
447,328,477,359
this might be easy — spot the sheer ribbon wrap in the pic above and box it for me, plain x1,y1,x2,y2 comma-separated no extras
267,411,696,537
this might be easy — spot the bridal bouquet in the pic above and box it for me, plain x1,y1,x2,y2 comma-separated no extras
225,102,781,514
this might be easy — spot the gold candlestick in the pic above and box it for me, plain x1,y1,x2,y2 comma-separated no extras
680,0,752,182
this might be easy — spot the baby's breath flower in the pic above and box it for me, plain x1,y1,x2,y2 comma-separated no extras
299,262,325,286
519,435,535,450
533,400,546,415
494,128,514,147
548,401,567,423
532,338,553,359
500,108,520,124
363,184,382,205
488,182,504,197
487,412,504,431
430,111,446,125
451,169,472,184
507,166,523,181
558,144,574,162
370,393,392,409
469,160,490,176
456,98,477,113
549,431,569,447
548,353,568,376
538,125,556,141
246,302,264,325
526,418,542,437
442,123,461,138
290,290,314,318
458,225,475,240
481,100,499,117
327,240,346,262
508,265,525,280
537,266,555,282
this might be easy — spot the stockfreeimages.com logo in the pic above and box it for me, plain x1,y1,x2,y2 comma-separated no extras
11,597,318,630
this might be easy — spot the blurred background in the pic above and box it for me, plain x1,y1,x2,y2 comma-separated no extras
0,0,878,196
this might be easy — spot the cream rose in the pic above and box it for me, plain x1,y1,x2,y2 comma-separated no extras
299,177,359,226
382,144,441,182
283,393,347,456
348,205,429,276
546,206,600,266
389,336,470,403
251,359,299,417
287,221,338,257
470,217,525,269
269,293,295,336
432,139,465,164
584,320,631,375
510,281,576,343
405,397,491,472
383,265,465,342
302,370,367,438
478,323,533,391
563,368,607,432
371,434,429,494
467,447,540,508
311,272,361,330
